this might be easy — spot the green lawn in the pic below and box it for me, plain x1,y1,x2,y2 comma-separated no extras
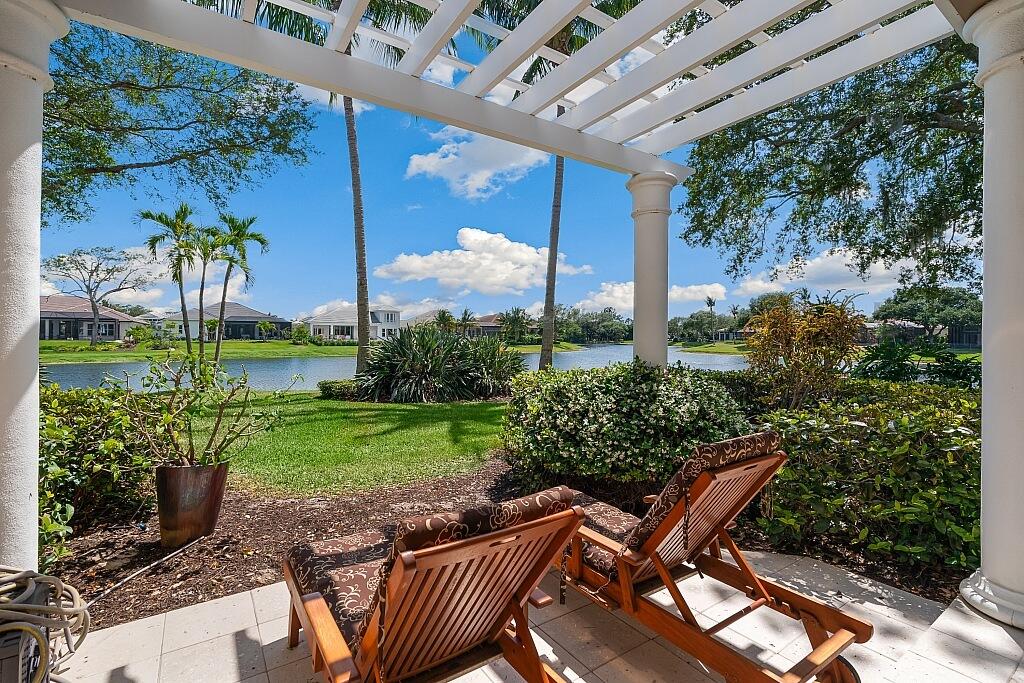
509,341,582,353
673,341,749,355
39,339,358,364
217,393,506,495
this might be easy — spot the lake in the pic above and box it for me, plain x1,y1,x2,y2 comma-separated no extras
44,344,748,390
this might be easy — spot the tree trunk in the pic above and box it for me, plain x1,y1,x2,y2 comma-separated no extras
344,94,371,374
214,262,232,366
540,110,566,370
89,299,100,346
197,261,207,359
178,271,193,355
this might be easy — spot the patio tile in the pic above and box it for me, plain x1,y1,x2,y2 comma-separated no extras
158,626,266,683
266,658,320,683
162,590,257,653
483,627,591,682
838,601,927,661
241,676,270,683
651,637,724,681
530,572,590,626
73,655,162,683
837,645,898,682
852,582,945,631
258,615,308,670
908,626,1018,683
741,550,803,577
72,613,165,679
774,558,873,603
251,582,290,625
592,640,717,683
889,651,984,683
702,594,807,653
929,598,1024,663
1013,662,1024,682
539,603,650,671
645,574,734,615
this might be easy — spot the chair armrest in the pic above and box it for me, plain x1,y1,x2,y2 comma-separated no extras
643,495,658,504
529,588,553,608
576,526,647,567
301,593,360,683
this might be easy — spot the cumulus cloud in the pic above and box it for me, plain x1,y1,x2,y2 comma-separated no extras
575,280,728,315
730,249,911,299
406,127,550,200
296,293,461,321
295,84,374,114
185,272,251,308
374,227,592,295
525,300,546,317
106,287,168,306
670,282,727,302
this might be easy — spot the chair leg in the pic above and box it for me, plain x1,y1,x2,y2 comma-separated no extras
288,602,301,648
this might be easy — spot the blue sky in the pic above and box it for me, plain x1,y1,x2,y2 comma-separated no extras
41,35,905,321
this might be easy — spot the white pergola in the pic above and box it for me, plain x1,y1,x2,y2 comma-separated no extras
1,0,1022,627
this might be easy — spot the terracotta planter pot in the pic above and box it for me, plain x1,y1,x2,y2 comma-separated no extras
156,464,228,548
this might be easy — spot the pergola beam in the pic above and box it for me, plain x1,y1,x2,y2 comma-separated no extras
325,0,372,52
634,4,954,153
601,0,922,144
58,0,688,178
456,0,593,97
557,0,818,133
397,0,482,76
509,0,703,115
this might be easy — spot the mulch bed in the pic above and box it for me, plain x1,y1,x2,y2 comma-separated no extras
58,458,966,630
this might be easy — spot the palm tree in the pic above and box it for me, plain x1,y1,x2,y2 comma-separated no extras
706,296,717,341
257,320,274,339
210,0,431,373
479,0,640,369
140,203,198,355
192,226,224,359
459,308,476,337
498,307,530,345
214,213,269,365
434,309,457,333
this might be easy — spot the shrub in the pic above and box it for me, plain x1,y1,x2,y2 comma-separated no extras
853,339,981,389
746,293,863,408
503,360,750,500
759,383,980,569
852,338,920,382
357,327,526,403
309,336,358,347
39,386,170,567
318,379,361,400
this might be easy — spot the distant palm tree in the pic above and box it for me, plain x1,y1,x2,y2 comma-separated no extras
458,308,476,337
498,307,530,345
214,213,269,365
192,227,224,359
729,304,740,319
706,296,717,341
209,0,432,373
257,320,274,340
140,203,198,355
434,309,457,333
479,0,640,369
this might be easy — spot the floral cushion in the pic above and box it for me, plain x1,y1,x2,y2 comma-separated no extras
286,486,576,653
571,492,641,574
622,431,781,552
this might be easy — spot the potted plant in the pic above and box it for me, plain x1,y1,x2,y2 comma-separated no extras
119,358,278,547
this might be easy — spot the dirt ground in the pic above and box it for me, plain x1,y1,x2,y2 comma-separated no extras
57,458,965,629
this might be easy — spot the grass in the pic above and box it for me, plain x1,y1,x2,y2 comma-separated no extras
672,341,750,355
214,393,506,495
40,339,585,364
39,339,359,364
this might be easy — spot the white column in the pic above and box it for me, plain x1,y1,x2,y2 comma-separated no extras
960,0,1024,628
628,171,679,366
0,0,68,570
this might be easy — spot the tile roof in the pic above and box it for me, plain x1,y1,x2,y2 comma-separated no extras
39,295,146,324
162,301,289,323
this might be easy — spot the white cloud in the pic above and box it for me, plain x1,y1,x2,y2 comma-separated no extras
576,281,634,314
525,300,545,317
406,127,550,200
730,249,911,299
40,278,59,296
105,287,168,306
296,293,461,321
405,203,423,211
374,227,592,295
669,283,727,302
295,84,374,114
185,272,251,308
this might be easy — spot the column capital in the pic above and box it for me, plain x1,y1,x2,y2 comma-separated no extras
0,0,68,90
627,171,679,220
626,170,680,191
964,0,1024,86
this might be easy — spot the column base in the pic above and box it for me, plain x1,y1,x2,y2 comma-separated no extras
960,569,1024,628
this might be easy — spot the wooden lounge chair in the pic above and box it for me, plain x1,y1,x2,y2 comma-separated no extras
284,487,584,683
562,432,873,683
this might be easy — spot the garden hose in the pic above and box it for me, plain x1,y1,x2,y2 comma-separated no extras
0,566,90,683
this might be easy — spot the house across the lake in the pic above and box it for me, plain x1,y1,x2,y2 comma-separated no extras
303,306,401,340
160,302,291,340
39,294,147,341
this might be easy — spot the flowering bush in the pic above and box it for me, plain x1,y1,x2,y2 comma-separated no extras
503,360,750,499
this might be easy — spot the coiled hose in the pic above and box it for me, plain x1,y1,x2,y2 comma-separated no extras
0,566,90,683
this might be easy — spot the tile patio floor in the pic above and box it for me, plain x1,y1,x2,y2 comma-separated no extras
68,551,1024,683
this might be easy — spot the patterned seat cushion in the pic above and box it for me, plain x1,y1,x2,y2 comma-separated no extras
571,491,641,574
286,528,396,650
286,486,577,653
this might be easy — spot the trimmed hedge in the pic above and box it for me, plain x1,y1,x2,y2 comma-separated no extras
318,379,361,400
503,360,750,501
759,382,981,569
